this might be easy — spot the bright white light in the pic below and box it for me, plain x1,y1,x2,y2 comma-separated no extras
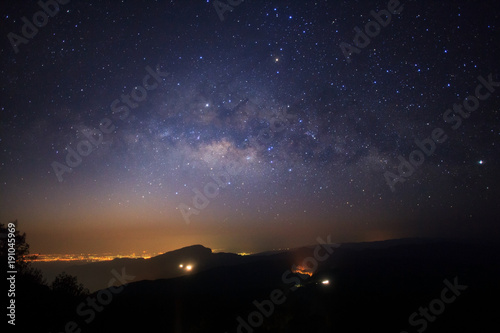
179,264,183,268
321,280,330,285
186,265,192,271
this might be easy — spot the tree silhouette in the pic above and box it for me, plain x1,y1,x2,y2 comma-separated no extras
51,271,89,297
1,220,91,331
0,220,44,284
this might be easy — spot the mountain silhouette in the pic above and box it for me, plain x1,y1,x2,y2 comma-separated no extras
82,239,499,333
21,238,500,332
60,244,250,291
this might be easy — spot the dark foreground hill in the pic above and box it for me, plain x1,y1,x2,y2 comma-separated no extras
18,239,500,332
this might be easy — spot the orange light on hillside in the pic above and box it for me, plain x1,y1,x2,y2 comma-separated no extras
291,265,313,277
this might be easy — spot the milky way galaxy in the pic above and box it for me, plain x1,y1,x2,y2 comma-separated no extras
1,0,499,254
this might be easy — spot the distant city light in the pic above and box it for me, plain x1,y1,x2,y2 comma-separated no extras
31,252,163,262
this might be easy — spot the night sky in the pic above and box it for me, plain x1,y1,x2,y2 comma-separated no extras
1,0,499,255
